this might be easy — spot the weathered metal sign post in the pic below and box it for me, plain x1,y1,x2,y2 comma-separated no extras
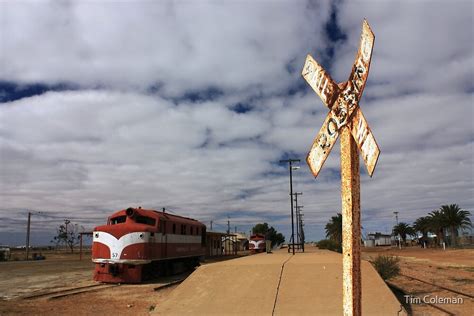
301,20,379,316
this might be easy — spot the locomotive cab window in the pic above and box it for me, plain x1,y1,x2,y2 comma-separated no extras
110,216,126,225
135,216,156,226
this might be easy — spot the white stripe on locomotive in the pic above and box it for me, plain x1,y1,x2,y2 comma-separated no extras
93,231,201,262
249,240,265,248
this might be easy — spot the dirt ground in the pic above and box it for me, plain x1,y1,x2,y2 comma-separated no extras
1,248,473,315
362,247,474,315
0,250,245,316
362,247,474,266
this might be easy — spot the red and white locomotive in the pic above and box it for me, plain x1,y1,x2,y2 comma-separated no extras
248,233,266,254
92,207,206,283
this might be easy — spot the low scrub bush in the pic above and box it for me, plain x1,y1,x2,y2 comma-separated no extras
372,255,400,280
317,239,342,253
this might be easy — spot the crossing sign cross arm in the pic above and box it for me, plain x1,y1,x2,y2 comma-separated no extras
302,54,340,109
301,19,380,316
306,110,341,177
347,19,375,109
350,108,380,177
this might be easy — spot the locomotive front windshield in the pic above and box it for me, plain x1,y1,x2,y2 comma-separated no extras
109,214,156,226
110,216,126,225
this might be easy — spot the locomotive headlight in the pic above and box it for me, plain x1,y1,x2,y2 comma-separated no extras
139,233,144,239
95,233,99,238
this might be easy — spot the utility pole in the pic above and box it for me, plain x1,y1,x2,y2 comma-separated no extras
300,216,305,251
393,211,400,248
297,205,305,252
293,192,303,249
210,220,213,231
280,158,300,255
25,212,31,260
25,210,44,260
227,217,230,234
234,226,237,233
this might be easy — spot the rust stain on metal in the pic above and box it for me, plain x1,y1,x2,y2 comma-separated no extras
306,110,340,177
348,19,375,101
350,108,380,177
341,126,361,316
302,19,378,316
302,54,340,108
303,20,378,178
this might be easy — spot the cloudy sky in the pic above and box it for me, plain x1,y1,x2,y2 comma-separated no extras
0,0,472,246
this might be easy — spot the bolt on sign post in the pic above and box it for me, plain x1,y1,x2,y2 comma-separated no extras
301,19,379,316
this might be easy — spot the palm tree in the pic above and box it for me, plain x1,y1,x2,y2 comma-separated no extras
413,216,431,246
439,204,471,247
428,210,446,247
325,213,342,245
392,222,416,246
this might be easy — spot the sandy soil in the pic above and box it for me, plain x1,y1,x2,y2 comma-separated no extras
1,282,177,316
362,247,474,266
1,248,472,315
0,251,245,316
362,247,474,315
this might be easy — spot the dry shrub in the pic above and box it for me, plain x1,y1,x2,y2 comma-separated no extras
372,255,400,280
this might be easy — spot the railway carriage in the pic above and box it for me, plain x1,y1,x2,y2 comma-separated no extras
249,233,266,254
92,207,206,283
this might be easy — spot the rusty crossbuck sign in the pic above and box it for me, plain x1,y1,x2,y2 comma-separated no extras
302,19,380,316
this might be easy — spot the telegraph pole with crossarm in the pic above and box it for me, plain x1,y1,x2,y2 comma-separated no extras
280,159,300,255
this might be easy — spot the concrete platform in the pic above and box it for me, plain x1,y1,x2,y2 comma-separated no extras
154,248,406,315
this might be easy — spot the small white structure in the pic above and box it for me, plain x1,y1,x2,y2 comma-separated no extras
364,232,392,247
364,239,375,247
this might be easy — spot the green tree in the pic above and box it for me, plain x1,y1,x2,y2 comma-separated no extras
428,210,446,247
439,204,471,247
392,222,415,246
325,213,342,245
317,239,341,253
413,216,431,241
251,223,285,247
51,221,82,253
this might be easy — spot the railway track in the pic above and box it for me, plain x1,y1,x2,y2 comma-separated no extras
22,283,120,300
153,278,186,291
22,277,186,301
399,273,474,299
388,273,473,316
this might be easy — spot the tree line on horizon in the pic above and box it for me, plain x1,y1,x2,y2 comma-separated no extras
323,204,471,250
393,204,471,247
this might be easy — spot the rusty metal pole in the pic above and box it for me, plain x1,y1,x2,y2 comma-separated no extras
341,126,361,316
301,19,377,316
